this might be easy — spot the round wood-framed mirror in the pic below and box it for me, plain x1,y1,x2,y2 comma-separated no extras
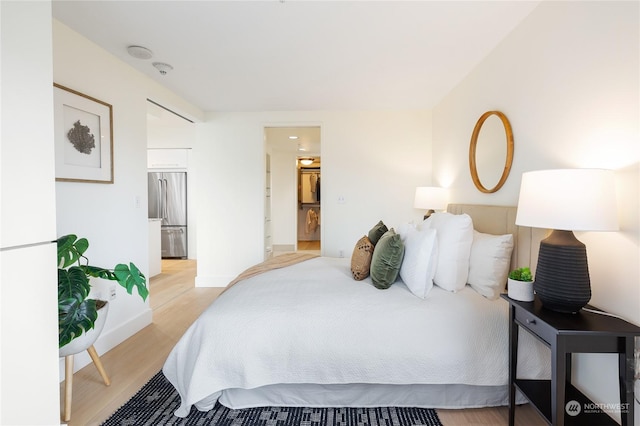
469,110,514,193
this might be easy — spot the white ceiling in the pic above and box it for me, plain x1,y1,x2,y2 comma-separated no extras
265,126,321,156
52,1,540,113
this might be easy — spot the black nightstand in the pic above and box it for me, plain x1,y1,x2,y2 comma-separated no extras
502,294,640,426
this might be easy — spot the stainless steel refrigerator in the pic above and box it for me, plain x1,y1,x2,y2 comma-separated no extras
148,171,187,258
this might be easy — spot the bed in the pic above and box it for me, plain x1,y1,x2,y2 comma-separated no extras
163,204,551,417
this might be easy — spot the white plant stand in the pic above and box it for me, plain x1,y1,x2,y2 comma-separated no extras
59,301,110,422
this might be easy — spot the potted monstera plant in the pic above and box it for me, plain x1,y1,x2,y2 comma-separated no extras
57,234,148,350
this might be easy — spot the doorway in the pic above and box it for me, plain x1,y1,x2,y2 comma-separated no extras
264,126,321,256
146,100,197,310
297,161,321,251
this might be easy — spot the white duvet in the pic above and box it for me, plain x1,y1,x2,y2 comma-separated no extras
163,257,550,417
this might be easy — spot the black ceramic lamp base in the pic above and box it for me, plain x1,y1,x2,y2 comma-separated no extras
533,230,591,314
423,209,435,220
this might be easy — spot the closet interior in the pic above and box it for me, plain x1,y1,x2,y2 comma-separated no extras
298,160,320,245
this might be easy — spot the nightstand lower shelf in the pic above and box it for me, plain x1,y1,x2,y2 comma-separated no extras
516,379,617,425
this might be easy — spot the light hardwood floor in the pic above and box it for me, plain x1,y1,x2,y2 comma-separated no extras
297,240,321,251
61,258,546,426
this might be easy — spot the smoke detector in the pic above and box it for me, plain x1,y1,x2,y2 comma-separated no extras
152,62,173,75
127,45,153,60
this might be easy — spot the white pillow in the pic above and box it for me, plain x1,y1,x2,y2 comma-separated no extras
468,230,514,299
399,226,438,299
421,212,473,292
395,222,416,240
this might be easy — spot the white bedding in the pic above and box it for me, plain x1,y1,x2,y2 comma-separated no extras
163,256,550,417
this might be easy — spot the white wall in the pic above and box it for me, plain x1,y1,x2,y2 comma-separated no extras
195,110,432,286
270,149,298,248
433,1,639,420
0,2,60,424
52,20,203,376
147,119,196,150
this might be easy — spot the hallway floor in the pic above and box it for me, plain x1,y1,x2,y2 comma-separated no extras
297,240,320,251
273,240,321,257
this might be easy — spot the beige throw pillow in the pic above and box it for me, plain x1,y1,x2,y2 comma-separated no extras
351,235,375,280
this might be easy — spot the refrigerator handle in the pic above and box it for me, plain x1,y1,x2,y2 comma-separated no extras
163,178,169,220
157,179,163,219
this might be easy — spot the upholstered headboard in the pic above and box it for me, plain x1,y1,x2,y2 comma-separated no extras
447,204,548,273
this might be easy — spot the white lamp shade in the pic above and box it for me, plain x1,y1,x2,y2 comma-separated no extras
414,187,448,210
515,169,618,231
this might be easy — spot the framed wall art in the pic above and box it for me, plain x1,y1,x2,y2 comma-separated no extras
53,83,113,183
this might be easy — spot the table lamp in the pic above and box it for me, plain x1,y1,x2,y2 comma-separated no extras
414,187,448,219
515,169,618,313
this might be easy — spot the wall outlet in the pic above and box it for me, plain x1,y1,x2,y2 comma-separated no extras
109,283,117,300
338,249,344,258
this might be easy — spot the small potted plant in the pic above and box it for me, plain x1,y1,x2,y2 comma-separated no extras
58,234,149,351
507,266,534,302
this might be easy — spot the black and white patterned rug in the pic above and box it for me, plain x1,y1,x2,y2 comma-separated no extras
101,371,444,425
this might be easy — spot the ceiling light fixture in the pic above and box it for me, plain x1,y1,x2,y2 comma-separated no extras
127,45,153,60
289,136,299,140
153,62,173,75
299,158,314,166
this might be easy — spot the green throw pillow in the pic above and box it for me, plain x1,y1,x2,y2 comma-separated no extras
370,229,405,289
368,220,388,246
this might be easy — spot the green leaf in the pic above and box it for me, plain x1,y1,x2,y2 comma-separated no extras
57,235,89,268
82,265,116,281
58,266,91,303
509,266,533,281
113,263,148,301
59,298,97,347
